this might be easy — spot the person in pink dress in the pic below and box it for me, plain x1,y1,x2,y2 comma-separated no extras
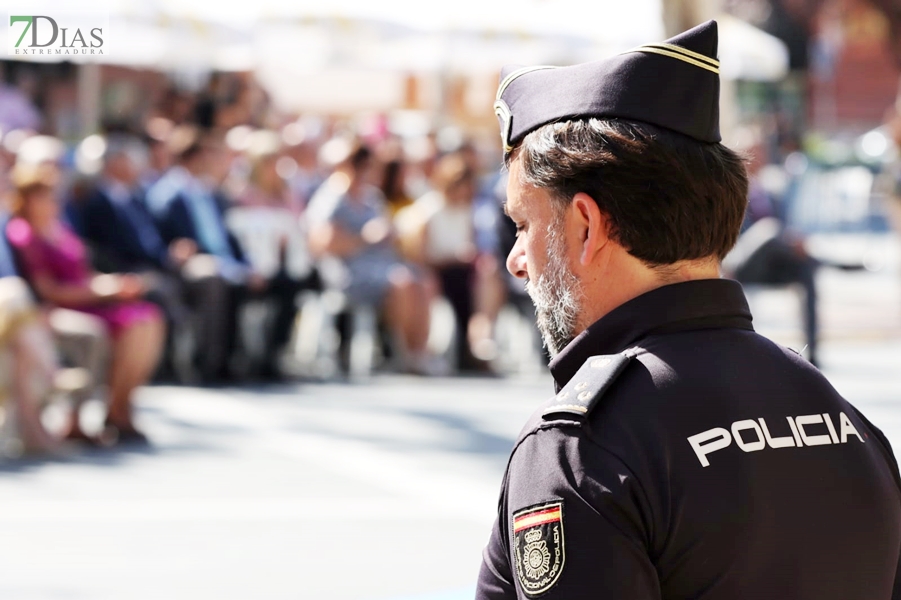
5,164,164,444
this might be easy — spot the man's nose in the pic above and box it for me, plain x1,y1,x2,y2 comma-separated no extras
506,238,528,280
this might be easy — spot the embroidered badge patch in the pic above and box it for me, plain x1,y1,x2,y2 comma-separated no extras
512,501,565,597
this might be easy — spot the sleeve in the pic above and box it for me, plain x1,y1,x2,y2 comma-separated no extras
895,540,901,600
148,193,190,246
477,472,517,600
148,197,176,244
129,193,172,269
488,426,661,599
5,219,51,282
882,436,901,600
842,407,901,599
854,412,901,599
305,187,342,227
226,232,249,266
79,196,104,243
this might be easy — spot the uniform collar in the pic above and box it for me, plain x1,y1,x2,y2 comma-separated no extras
548,278,753,389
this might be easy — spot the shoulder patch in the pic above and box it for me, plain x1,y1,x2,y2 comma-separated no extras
512,501,565,597
543,352,633,420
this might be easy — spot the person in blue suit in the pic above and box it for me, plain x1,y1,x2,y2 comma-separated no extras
146,140,253,283
72,136,232,383
146,133,314,381
79,138,174,273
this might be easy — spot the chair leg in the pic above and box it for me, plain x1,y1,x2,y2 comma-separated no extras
292,293,322,368
349,305,377,380
0,399,23,458
426,296,457,372
171,323,198,386
293,292,341,380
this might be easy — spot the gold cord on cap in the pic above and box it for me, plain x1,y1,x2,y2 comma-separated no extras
623,44,719,74
495,65,557,101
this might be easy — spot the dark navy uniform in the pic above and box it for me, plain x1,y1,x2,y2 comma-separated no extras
477,279,901,599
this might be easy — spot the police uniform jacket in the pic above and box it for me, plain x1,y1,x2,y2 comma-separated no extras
477,278,901,599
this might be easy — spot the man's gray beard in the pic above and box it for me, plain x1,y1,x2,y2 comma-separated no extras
525,224,582,358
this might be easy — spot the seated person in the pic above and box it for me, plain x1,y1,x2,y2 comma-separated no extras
233,145,322,346
398,153,502,371
308,140,433,373
146,133,310,380
2,207,108,448
722,138,819,366
380,156,415,217
0,207,63,454
238,148,304,216
74,135,224,380
6,164,163,444
0,282,68,454
76,135,177,272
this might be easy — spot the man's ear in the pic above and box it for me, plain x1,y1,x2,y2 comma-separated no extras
571,192,610,266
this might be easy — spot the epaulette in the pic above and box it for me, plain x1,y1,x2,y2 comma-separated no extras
542,350,637,420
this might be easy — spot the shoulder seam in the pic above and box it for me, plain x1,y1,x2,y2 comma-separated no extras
512,421,650,509
509,423,657,556
509,420,582,459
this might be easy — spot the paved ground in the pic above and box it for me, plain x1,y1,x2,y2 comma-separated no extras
2,256,901,599
0,374,546,600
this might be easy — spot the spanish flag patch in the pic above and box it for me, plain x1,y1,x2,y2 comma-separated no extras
512,501,565,597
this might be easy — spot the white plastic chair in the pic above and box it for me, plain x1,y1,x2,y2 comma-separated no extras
225,207,314,280
291,281,380,381
225,207,316,375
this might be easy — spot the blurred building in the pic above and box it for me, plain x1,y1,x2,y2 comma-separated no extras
0,1,668,150
3,0,898,148
663,0,900,144
807,0,899,132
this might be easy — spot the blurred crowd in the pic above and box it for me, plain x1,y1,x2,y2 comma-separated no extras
0,76,532,456
5,62,897,457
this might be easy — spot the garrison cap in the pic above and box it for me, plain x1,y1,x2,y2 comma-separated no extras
494,20,721,154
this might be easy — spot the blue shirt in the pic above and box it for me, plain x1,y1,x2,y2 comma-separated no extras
146,167,250,283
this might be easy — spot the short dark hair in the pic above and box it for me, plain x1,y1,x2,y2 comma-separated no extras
432,152,475,195
349,144,372,172
510,118,748,265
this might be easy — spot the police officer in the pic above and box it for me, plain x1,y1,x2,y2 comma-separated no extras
477,21,901,599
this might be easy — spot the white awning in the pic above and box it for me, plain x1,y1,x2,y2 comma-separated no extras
718,14,790,82
1,0,664,71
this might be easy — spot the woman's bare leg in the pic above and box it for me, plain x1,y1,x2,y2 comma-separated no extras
405,280,430,352
469,255,506,360
383,278,413,358
10,328,60,452
106,316,165,430
384,270,430,359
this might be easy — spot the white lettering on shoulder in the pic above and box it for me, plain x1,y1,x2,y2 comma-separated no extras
687,428,731,467
688,412,865,467
731,420,766,452
839,412,864,443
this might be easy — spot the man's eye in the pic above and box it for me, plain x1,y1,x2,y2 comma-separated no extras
514,223,526,236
